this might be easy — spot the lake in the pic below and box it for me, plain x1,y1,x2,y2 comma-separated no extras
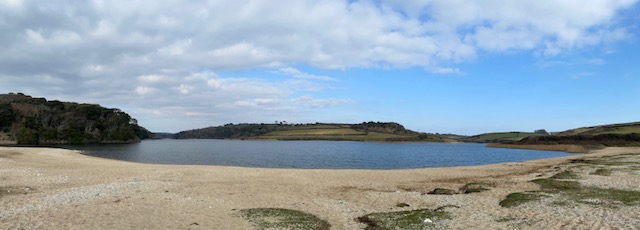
63,139,573,169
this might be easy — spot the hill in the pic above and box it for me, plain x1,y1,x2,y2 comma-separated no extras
0,93,151,144
174,122,452,142
555,122,640,136
462,131,547,143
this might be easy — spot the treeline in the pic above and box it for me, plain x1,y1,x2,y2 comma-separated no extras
174,123,280,139
173,122,418,139
0,93,151,144
352,121,415,135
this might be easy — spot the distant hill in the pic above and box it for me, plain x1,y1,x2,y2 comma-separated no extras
174,122,454,142
0,93,151,144
486,122,640,152
462,131,547,143
555,122,640,136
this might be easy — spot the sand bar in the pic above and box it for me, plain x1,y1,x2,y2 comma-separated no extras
1,146,639,229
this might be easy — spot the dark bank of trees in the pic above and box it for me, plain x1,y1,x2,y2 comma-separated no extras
174,121,423,140
0,93,151,144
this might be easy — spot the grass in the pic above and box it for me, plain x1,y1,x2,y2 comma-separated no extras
487,143,591,153
255,130,426,142
501,153,640,210
550,171,581,179
530,178,581,191
239,208,330,230
499,192,547,208
591,168,613,176
357,207,452,230
464,132,544,142
571,154,640,166
557,122,640,136
264,128,366,136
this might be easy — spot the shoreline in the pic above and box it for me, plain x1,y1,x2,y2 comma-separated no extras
1,146,639,229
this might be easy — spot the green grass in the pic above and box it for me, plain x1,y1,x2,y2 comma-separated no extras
499,192,547,208
357,208,452,230
254,129,427,142
264,128,366,136
530,178,581,191
239,208,330,230
550,171,581,180
464,132,544,142
529,178,640,205
571,154,640,166
591,168,613,176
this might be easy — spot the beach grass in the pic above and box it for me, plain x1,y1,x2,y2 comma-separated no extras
239,208,330,230
357,207,453,230
499,192,547,208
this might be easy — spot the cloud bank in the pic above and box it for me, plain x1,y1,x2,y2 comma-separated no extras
0,0,636,131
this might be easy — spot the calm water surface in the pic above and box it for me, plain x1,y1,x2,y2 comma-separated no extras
66,139,572,169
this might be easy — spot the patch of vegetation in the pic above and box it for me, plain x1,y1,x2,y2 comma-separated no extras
0,93,151,144
461,182,490,194
530,177,640,206
396,203,411,208
591,168,613,176
239,208,330,230
499,192,547,208
550,171,581,180
530,178,581,191
462,132,545,143
557,121,640,136
357,207,452,230
576,154,640,166
174,121,450,142
517,133,640,147
574,187,640,205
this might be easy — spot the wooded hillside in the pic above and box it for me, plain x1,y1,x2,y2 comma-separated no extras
0,93,151,144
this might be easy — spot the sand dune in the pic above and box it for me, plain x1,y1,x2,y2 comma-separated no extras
1,146,639,229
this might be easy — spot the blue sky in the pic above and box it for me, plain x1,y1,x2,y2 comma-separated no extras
1,0,639,135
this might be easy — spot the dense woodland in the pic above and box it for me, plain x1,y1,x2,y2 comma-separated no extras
174,122,418,140
0,93,151,144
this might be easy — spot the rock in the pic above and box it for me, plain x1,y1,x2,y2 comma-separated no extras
427,188,457,195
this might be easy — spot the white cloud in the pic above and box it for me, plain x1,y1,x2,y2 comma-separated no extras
292,96,353,108
0,0,636,131
277,67,336,81
135,86,156,95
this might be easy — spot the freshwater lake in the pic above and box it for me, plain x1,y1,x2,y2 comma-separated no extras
64,139,573,169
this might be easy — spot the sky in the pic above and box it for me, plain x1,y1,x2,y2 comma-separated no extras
1,0,639,135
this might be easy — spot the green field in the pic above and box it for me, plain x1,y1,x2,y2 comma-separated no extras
246,125,445,142
557,122,640,136
463,132,545,143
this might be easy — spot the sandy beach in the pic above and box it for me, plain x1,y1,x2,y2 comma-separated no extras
1,146,639,229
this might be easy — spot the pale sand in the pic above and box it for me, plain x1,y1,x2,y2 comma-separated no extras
1,146,639,229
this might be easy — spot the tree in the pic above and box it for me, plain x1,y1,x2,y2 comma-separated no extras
534,129,549,135
0,103,14,130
